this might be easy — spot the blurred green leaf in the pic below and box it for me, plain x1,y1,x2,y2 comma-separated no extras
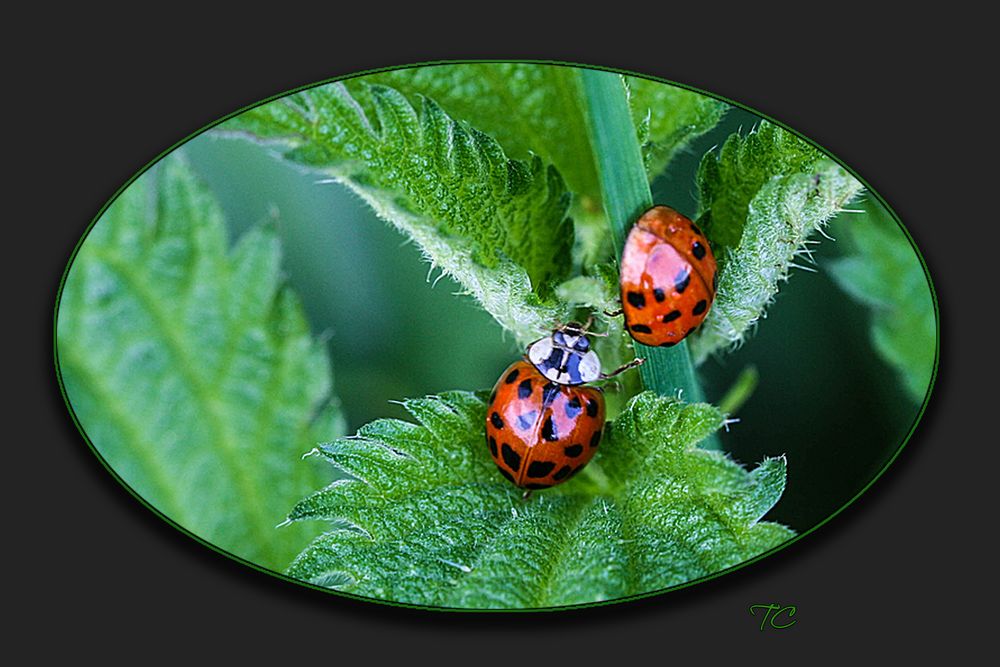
627,76,728,178
222,82,574,345
718,365,759,415
286,390,792,608
690,122,863,362
57,155,342,569
828,199,936,401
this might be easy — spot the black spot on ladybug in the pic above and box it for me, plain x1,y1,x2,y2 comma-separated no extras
565,397,582,419
662,310,681,323
517,378,533,399
692,241,706,260
653,288,666,302
488,389,497,405
564,444,583,457
501,443,521,472
589,428,603,448
553,465,573,481
488,436,498,457
526,482,551,490
516,411,538,431
542,416,558,441
504,368,520,384
627,291,646,309
541,382,560,406
691,222,703,236
674,268,691,294
497,466,515,483
659,341,677,347
490,412,504,429
630,324,652,334
586,398,598,418
693,300,707,315
527,460,556,478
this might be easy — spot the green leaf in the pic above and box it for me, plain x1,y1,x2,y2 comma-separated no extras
690,121,864,362
353,64,599,203
57,155,343,569
351,66,726,200
827,198,936,401
626,76,728,178
221,81,573,345
287,391,792,608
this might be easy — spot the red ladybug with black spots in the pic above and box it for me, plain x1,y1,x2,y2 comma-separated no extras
485,324,641,495
620,205,717,347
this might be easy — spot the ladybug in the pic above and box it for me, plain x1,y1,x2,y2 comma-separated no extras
485,324,641,495
619,205,717,347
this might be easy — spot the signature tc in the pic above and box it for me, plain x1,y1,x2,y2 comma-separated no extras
748,603,797,630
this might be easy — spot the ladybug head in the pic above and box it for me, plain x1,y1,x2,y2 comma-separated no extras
552,328,590,352
526,326,602,386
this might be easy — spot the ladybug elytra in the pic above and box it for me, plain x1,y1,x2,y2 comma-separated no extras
620,205,717,347
485,324,641,494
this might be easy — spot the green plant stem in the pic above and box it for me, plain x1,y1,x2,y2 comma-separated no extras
580,70,719,449
579,70,705,402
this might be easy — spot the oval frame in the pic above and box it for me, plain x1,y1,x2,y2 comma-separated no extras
52,59,940,612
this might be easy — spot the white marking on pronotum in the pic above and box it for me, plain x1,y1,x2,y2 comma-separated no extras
525,331,601,385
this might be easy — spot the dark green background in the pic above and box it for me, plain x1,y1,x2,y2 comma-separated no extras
184,106,926,533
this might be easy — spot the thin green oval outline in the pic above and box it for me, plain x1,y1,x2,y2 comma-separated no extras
52,59,940,613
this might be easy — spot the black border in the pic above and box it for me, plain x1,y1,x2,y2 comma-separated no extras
22,24,979,658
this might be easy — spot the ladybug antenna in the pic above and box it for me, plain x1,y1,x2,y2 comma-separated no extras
564,315,611,338
601,357,645,379
559,319,587,334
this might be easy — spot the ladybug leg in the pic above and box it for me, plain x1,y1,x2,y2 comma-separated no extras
601,357,645,379
603,307,623,318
